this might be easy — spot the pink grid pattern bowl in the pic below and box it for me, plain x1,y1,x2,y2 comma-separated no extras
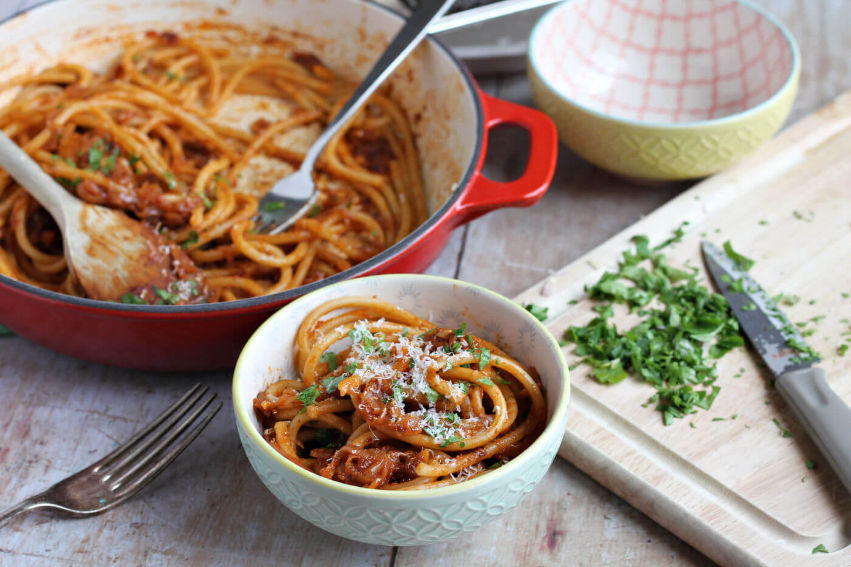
528,0,800,181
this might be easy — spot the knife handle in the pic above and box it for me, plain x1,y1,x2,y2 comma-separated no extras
776,367,851,495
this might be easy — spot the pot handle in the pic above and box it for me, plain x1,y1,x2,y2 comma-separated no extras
448,90,558,227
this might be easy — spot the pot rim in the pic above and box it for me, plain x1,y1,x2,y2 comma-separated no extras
0,0,485,315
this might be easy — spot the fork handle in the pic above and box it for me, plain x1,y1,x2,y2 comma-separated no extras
300,0,455,171
0,494,50,527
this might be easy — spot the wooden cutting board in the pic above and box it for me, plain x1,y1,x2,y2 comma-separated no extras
515,91,851,566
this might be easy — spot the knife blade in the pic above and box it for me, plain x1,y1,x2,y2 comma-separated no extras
701,240,851,494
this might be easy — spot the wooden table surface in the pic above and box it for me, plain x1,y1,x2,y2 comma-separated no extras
0,1,847,565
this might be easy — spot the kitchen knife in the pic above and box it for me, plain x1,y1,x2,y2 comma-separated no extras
701,240,851,494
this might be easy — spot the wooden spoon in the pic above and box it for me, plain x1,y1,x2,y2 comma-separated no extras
0,132,175,302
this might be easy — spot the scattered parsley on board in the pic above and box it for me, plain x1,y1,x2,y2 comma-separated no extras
561,224,745,425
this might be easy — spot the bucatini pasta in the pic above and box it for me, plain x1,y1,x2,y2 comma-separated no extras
253,296,547,489
0,29,426,304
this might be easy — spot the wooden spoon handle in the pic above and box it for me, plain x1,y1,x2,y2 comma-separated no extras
0,131,80,228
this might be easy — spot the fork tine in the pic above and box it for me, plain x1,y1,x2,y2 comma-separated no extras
94,384,206,475
110,398,222,502
252,219,272,233
107,391,220,490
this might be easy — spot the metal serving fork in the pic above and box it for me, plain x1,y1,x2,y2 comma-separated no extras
252,0,455,235
0,383,221,527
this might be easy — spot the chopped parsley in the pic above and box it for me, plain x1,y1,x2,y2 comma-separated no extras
296,384,320,412
812,544,828,554
453,322,467,336
722,240,754,271
262,201,286,212
321,374,345,393
805,459,817,470
772,418,793,438
562,229,743,425
180,230,199,249
119,292,145,304
88,140,104,171
308,204,321,217
425,386,441,404
153,287,180,305
478,377,495,386
391,379,405,406
524,303,549,322
320,351,338,371
477,347,491,370
164,171,177,189
198,192,213,210
441,436,465,448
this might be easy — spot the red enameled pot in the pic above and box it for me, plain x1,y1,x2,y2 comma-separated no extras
0,0,558,370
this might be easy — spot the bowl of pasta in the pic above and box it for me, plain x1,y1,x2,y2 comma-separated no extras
232,273,570,545
0,0,557,370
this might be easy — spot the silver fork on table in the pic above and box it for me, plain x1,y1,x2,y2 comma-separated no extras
0,383,221,527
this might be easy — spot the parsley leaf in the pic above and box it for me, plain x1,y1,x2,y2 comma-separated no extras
812,544,828,554
262,202,286,212
391,379,405,406
425,387,441,405
296,384,320,412
321,375,344,393
320,351,338,371
153,287,180,305
180,230,199,249
477,347,491,370
119,292,145,305
524,303,549,321
722,240,755,272
772,418,793,438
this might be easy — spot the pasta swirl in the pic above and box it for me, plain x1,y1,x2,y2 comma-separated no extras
0,29,426,304
253,297,547,489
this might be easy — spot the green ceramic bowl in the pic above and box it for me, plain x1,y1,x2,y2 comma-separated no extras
232,274,571,546
528,0,800,182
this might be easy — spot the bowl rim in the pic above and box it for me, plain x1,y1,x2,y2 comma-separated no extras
232,273,571,500
527,0,801,130
0,0,485,315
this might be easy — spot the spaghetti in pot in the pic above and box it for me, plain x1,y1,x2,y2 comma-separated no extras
253,296,547,490
0,30,427,304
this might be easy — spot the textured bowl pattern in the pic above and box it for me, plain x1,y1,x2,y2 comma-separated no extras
237,419,561,545
233,274,571,546
528,0,800,181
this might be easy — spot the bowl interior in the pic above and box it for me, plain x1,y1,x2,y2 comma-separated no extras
530,0,796,123
233,274,570,495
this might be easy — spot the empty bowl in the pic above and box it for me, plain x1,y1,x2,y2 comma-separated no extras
528,0,800,181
